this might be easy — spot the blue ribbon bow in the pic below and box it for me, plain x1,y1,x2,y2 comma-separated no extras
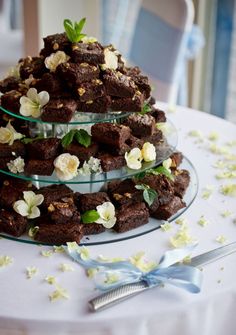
65,243,202,293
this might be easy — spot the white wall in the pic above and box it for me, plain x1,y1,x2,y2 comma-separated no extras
38,0,101,47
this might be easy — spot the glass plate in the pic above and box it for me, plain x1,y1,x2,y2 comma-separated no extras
0,105,132,125
0,120,177,187
0,155,198,246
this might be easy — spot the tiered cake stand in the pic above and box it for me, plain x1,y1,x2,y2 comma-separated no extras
0,106,199,245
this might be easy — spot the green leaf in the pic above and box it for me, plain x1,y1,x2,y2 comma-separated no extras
149,166,174,181
81,210,100,223
139,102,152,115
21,135,44,144
74,129,91,148
134,171,146,180
63,18,87,43
63,19,76,42
61,129,76,148
143,188,157,207
135,184,149,191
75,17,86,35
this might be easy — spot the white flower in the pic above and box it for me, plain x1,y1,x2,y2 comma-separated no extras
20,88,49,118
13,191,44,219
101,48,118,70
45,51,70,72
78,157,102,176
0,122,24,145
81,36,97,43
54,153,79,181
95,202,117,229
141,142,156,162
125,148,143,170
162,158,172,172
7,156,25,173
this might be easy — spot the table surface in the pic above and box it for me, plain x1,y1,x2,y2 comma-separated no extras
1,104,236,335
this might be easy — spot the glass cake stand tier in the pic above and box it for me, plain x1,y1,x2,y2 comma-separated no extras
0,120,177,188
0,156,199,246
0,105,132,125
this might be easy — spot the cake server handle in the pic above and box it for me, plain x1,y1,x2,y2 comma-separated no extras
88,280,152,312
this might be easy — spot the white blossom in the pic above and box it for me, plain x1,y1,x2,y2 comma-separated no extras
13,191,44,219
95,202,116,229
20,88,49,118
45,51,70,72
54,153,79,181
0,122,24,145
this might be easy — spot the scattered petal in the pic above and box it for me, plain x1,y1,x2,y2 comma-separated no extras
49,285,69,301
221,210,233,218
202,185,215,199
215,235,227,244
59,263,75,272
26,266,38,279
41,250,54,257
160,222,172,231
198,215,210,227
45,275,57,285
220,184,236,197
170,226,197,248
0,255,13,268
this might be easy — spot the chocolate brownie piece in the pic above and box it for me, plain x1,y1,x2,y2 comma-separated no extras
170,152,183,169
103,71,136,98
19,56,47,80
111,92,144,112
41,32,70,57
25,159,54,176
173,169,190,198
122,66,141,76
34,223,83,245
71,42,104,64
0,157,11,170
105,134,144,156
91,123,130,149
79,95,111,113
47,197,81,224
0,209,28,237
0,141,25,158
0,178,35,208
131,75,151,99
1,90,22,113
77,192,110,212
124,114,156,138
142,129,163,146
107,179,143,207
57,62,99,87
140,174,174,206
64,142,99,163
151,196,185,220
114,202,149,233
38,184,73,208
82,222,105,235
76,79,105,102
41,98,77,122
0,76,20,94
150,106,166,123
31,73,65,98
98,153,125,172
27,138,61,160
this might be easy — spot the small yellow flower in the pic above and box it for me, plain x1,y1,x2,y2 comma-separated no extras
0,122,24,145
54,153,79,181
141,142,156,162
125,147,143,170
45,51,70,72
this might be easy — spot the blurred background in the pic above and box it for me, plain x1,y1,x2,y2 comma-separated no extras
0,0,235,122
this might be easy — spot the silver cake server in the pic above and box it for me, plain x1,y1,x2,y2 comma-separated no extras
88,241,236,312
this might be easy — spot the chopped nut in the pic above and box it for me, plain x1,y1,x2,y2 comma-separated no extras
78,87,86,96
48,204,55,212
113,193,123,200
86,100,93,104
124,192,132,198
53,43,59,50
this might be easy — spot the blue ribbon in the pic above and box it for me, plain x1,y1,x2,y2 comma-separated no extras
64,244,202,293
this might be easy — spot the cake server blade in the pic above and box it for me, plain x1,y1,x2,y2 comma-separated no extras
88,241,236,312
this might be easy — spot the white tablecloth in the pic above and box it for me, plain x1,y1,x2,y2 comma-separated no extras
1,104,236,335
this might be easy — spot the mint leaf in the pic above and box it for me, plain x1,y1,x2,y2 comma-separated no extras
135,183,157,206
81,210,100,224
135,184,149,191
61,129,76,148
143,188,157,207
21,135,44,144
139,102,152,115
74,129,91,148
64,18,87,43
148,166,174,181
134,171,146,180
